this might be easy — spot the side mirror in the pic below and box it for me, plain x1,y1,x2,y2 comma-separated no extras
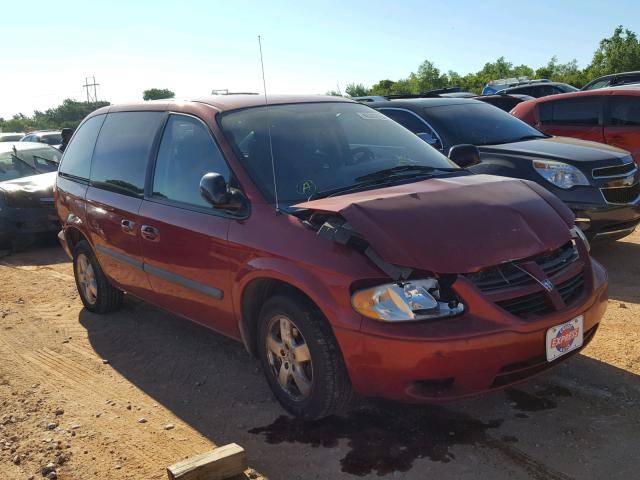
417,132,442,149
200,172,229,205
199,172,248,214
448,144,481,168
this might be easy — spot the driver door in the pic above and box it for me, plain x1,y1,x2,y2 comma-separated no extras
137,114,237,337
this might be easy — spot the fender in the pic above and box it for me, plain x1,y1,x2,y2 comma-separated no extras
232,256,363,352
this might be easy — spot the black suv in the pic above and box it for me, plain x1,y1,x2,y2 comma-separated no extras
496,82,579,98
366,97,640,241
582,71,640,91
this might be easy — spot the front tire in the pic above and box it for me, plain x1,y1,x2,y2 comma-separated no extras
257,295,352,419
73,240,123,313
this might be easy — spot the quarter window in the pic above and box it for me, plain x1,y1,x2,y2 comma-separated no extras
59,114,105,180
90,112,164,196
539,97,601,125
152,115,230,208
608,96,640,126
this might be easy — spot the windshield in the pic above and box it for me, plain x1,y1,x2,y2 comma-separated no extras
423,103,546,146
220,102,460,205
556,84,579,93
0,145,61,182
40,133,63,145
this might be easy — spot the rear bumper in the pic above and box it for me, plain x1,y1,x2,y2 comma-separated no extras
335,260,608,403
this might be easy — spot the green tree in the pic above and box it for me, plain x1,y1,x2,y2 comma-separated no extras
587,25,640,80
325,89,343,97
0,99,110,132
369,80,397,95
143,88,175,101
345,83,369,97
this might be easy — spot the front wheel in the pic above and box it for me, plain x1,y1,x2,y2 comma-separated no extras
73,241,123,313
257,295,352,419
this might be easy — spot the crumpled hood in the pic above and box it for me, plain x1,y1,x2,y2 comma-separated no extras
294,174,574,274
0,171,56,208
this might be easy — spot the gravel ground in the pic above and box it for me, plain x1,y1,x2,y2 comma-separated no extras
0,230,638,480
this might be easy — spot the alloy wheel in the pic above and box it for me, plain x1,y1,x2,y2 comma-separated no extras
265,315,313,401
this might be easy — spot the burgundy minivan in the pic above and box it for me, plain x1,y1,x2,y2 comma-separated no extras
55,95,608,418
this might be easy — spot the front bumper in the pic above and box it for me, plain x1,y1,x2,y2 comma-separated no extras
569,200,640,242
334,260,608,403
0,208,59,246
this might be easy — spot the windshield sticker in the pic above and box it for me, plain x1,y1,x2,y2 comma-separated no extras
296,180,317,196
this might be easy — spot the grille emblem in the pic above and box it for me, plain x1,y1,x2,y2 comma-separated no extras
541,279,555,292
621,175,635,186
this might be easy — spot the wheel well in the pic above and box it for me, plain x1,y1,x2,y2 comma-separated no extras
65,227,88,252
240,278,321,356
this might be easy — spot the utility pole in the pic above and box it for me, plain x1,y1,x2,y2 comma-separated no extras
83,76,100,104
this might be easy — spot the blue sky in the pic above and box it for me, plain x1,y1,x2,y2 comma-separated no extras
1,0,638,118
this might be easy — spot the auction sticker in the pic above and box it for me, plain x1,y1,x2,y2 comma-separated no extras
546,315,584,362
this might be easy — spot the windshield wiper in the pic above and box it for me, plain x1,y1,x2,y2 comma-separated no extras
354,165,458,183
307,178,394,201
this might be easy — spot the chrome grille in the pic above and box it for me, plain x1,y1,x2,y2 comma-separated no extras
601,182,640,204
466,242,578,293
592,161,637,178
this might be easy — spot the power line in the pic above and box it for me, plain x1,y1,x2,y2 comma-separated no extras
82,76,100,104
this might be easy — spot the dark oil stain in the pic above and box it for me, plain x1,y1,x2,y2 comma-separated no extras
515,412,530,419
506,388,557,412
501,435,519,443
536,383,573,398
249,405,502,476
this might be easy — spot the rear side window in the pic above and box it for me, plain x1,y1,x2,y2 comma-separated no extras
539,97,601,126
152,114,230,208
616,74,640,86
608,96,640,126
90,111,164,196
59,114,105,180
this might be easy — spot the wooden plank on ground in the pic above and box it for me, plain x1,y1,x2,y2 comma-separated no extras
167,443,246,480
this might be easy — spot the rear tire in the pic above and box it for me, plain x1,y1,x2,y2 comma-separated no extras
257,295,352,419
73,240,123,313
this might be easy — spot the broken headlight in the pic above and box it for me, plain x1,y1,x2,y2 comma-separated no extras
351,278,464,322
570,225,590,252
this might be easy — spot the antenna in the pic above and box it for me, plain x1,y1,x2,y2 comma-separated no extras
258,35,279,212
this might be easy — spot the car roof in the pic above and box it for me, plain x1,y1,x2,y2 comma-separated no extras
501,82,571,90
366,97,486,109
0,142,58,153
523,85,640,103
593,70,640,79
89,94,355,117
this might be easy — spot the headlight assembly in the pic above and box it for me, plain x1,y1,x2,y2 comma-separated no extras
351,278,464,322
532,160,590,189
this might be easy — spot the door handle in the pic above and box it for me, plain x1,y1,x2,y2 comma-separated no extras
121,219,136,234
140,225,159,241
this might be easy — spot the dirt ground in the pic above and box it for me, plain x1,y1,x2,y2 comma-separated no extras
0,231,638,480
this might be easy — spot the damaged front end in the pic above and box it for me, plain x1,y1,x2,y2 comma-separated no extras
293,175,578,323
302,213,464,322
